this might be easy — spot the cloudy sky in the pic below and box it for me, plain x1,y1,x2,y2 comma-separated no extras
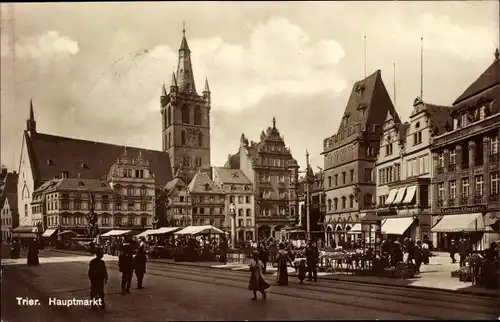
1,1,498,173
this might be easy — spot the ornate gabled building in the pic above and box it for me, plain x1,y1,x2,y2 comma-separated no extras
225,117,300,239
375,97,452,242
188,170,225,228
161,28,212,184
213,167,255,242
163,170,191,227
430,49,500,251
322,70,397,246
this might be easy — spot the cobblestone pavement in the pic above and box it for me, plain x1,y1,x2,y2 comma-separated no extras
2,255,434,321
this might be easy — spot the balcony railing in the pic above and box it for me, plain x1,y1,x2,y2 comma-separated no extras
460,196,469,205
461,162,469,170
437,199,444,207
489,194,499,202
436,167,445,175
475,158,484,167
473,195,483,204
489,153,499,164
448,164,456,173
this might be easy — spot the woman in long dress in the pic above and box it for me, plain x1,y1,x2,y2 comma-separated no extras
276,243,293,286
27,239,39,266
248,251,270,300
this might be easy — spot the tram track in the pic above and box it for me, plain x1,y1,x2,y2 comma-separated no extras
142,261,498,320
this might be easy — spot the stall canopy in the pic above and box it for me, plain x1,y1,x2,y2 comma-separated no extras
175,225,223,235
135,229,157,238
101,230,133,237
402,186,417,204
392,187,407,205
431,213,486,233
347,223,362,234
58,230,78,236
12,225,37,238
149,227,180,235
385,189,398,205
42,229,58,238
381,217,414,235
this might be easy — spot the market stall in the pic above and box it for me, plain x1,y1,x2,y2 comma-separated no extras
145,227,181,259
101,230,134,237
174,225,225,262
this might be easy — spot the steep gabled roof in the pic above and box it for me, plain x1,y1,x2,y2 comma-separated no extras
188,171,223,194
27,132,173,189
225,152,240,169
338,70,398,133
213,168,251,185
164,177,186,196
453,58,500,105
424,103,454,135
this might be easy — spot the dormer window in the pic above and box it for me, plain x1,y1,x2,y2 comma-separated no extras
415,122,420,129
204,183,211,191
46,159,54,165
62,171,69,179
81,163,89,169
232,172,239,178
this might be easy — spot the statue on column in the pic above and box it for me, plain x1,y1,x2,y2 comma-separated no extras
86,194,99,238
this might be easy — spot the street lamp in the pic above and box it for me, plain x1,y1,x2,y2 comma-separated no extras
229,203,236,248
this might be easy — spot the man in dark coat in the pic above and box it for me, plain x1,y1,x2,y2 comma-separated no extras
88,248,108,309
449,240,457,264
458,238,468,267
27,239,39,266
258,243,269,274
305,241,319,282
134,247,147,289
118,244,134,294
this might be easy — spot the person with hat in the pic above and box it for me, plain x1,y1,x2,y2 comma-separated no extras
88,247,108,309
305,240,319,282
449,240,457,264
134,246,147,289
118,243,134,294
248,251,269,300
276,243,294,286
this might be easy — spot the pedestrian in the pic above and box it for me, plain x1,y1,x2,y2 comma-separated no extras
258,243,269,274
458,238,468,267
414,241,423,273
297,259,307,284
118,243,134,294
305,241,319,282
27,239,39,266
88,248,108,310
276,243,293,286
422,240,430,265
248,251,269,300
449,240,457,264
134,246,147,289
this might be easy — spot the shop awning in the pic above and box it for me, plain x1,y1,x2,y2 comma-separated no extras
431,213,485,232
11,232,38,239
385,189,398,205
58,230,78,236
149,227,180,235
381,217,415,235
101,230,132,237
347,223,362,234
13,226,37,233
42,229,58,238
392,187,407,205
175,225,224,235
402,186,417,204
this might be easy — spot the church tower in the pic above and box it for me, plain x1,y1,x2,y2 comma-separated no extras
161,25,212,184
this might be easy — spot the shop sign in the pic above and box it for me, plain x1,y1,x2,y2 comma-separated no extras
440,205,486,214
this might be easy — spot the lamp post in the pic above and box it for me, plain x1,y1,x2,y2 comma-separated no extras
229,202,236,248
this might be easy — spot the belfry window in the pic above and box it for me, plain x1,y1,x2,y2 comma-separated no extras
194,106,202,125
182,105,190,124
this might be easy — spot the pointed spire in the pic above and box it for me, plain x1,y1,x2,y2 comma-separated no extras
272,117,276,129
162,82,167,96
495,48,499,60
29,99,34,120
176,23,196,93
204,78,210,92
179,21,190,53
171,72,177,87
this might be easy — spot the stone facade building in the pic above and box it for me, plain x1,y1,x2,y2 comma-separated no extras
375,98,452,241
225,118,300,239
161,29,212,184
188,170,226,229
163,172,191,227
430,50,500,251
213,167,255,241
322,70,397,246
1,171,19,241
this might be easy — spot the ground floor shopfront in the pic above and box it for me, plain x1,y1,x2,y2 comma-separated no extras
431,211,499,251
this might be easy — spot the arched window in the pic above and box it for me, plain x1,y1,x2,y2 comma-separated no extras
181,131,186,145
342,196,347,208
167,106,171,126
168,133,171,147
327,199,332,211
194,106,202,125
349,195,354,208
198,133,203,146
140,217,147,227
334,198,338,210
182,105,190,124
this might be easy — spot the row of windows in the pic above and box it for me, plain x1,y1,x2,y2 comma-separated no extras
1,217,12,225
259,207,289,216
38,201,150,212
259,189,290,199
259,173,286,183
115,186,148,196
436,136,498,167
379,164,401,185
229,196,252,204
437,172,500,199
164,105,203,128
327,169,373,188
49,215,149,227
192,195,225,204
326,194,373,211
407,155,430,178
237,218,253,227
121,169,147,179
192,207,223,215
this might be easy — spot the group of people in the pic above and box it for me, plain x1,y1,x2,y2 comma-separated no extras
379,237,432,272
247,240,321,300
87,243,147,310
